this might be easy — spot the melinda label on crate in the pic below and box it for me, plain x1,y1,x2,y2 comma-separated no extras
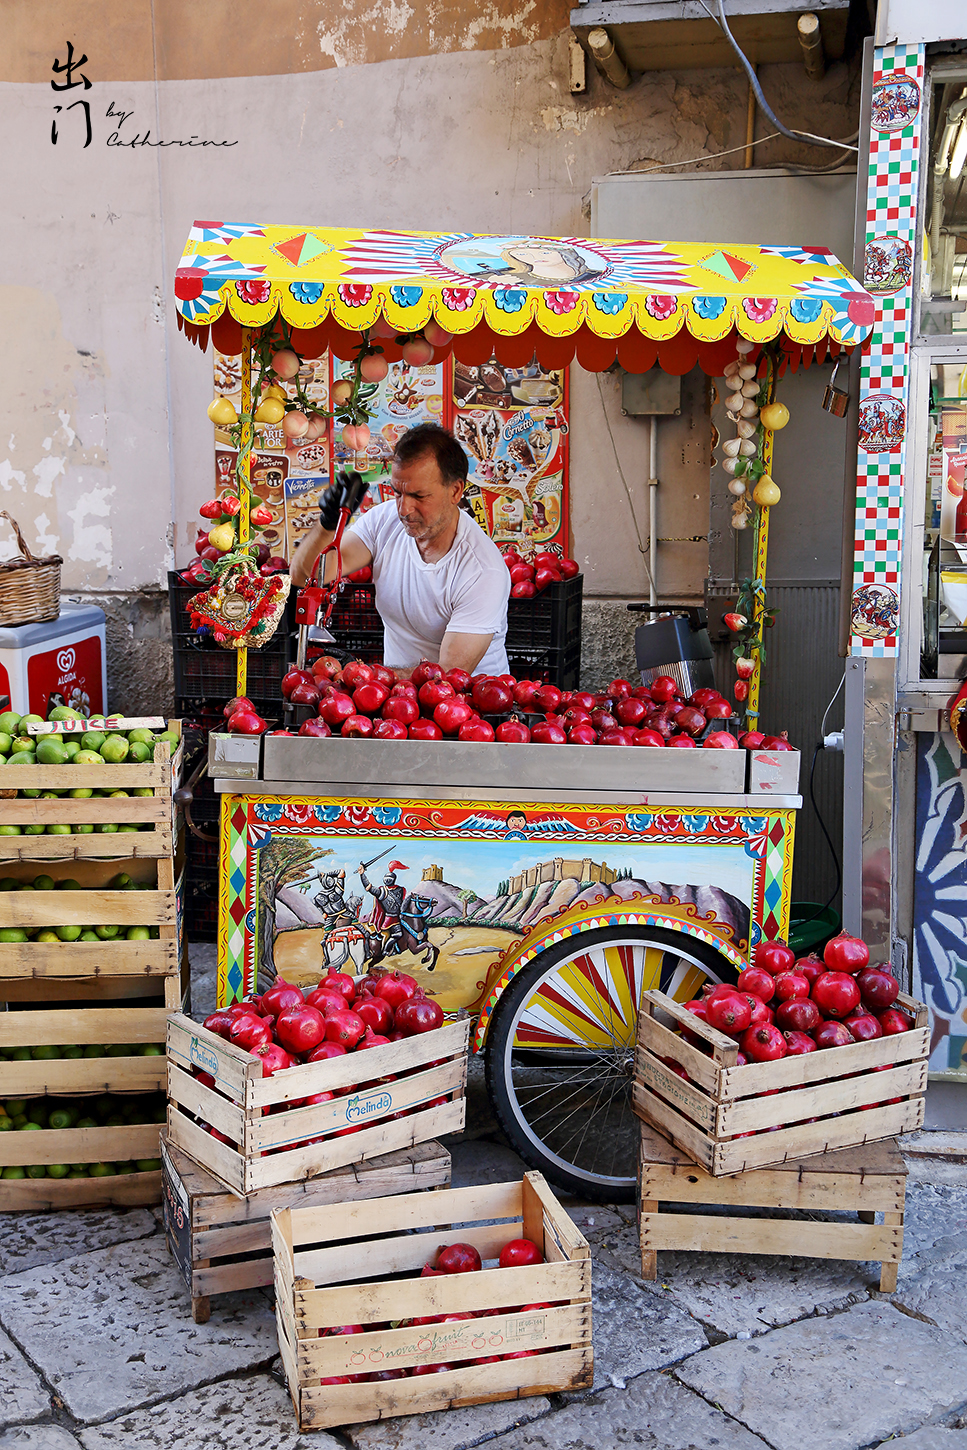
453,358,569,556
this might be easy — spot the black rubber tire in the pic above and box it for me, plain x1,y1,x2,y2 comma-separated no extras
484,925,740,1203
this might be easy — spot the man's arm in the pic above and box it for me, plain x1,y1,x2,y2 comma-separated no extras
438,631,495,675
290,525,372,588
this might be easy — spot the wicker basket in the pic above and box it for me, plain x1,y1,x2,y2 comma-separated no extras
0,513,61,626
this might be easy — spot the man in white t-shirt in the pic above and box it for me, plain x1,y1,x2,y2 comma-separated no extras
291,423,511,676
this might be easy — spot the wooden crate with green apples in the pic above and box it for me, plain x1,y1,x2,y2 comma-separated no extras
0,718,182,981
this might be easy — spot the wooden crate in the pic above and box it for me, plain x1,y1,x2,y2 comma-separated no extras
166,1013,469,1196
638,1121,907,1293
0,1168,161,1211
161,1135,452,1323
0,729,183,981
633,988,928,1176
0,1003,171,1098
272,1172,593,1432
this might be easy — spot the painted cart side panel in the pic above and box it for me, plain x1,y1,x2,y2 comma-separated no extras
914,732,967,1079
216,795,794,1010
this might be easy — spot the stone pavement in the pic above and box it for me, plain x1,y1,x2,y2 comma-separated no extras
0,950,964,1449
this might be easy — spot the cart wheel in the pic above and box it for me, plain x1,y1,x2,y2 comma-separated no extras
484,925,740,1203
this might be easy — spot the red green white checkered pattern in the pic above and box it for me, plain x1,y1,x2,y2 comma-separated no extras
850,43,925,658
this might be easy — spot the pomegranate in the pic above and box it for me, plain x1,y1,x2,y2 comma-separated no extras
772,970,810,1003
341,661,374,690
740,1023,787,1062
674,705,707,737
325,1009,366,1049
568,724,598,745
738,730,766,749
433,698,474,735
513,680,541,709
228,1013,273,1051
822,931,870,975
495,717,531,743
760,734,794,751
262,980,305,1018
472,678,514,714
511,580,536,599
312,655,343,681
650,676,678,702
531,721,566,744
782,1029,817,1056
600,729,633,746
307,1041,348,1062
615,697,648,727
559,557,579,578
305,988,348,1018
704,731,739,749
633,728,666,748
437,1243,482,1274
498,1238,544,1268
341,714,373,738
705,993,753,1035
878,1008,913,1035
411,659,444,686
774,997,821,1033
736,965,775,1002
318,693,355,728
274,1004,327,1055
299,719,332,738
288,681,320,708
353,682,390,715
754,939,796,976
281,668,315,698
812,1020,855,1049
811,970,861,1019
458,718,495,742
382,694,419,725
203,1009,239,1039
374,719,408,740
355,1027,390,1050
374,971,418,1009
844,1011,882,1041
355,996,393,1035
418,679,455,712
667,734,697,747
413,1364,454,1376
534,684,563,713
794,953,826,988
394,991,445,1035
590,708,617,733
251,1042,296,1077
857,967,900,1011
409,719,443,741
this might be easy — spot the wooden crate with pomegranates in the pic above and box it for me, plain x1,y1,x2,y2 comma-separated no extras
166,1013,468,1197
271,1171,592,1432
633,989,928,1176
161,1135,451,1324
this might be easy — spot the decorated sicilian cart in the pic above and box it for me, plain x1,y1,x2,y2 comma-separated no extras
173,222,875,1200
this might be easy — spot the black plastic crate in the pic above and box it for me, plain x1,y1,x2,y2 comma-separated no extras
184,867,218,943
506,575,583,651
173,647,295,702
507,642,581,690
327,582,381,634
314,630,384,667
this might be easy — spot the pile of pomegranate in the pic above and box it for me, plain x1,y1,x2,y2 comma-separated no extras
670,931,913,1086
319,1235,555,1384
196,968,448,1154
266,656,797,748
501,548,579,599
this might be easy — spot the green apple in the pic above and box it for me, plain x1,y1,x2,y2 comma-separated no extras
45,825,72,835
105,1044,135,1057
94,823,119,834
68,1167,90,1178
127,729,155,745
46,1163,70,1178
131,787,154,798
7,752,36,766
1,1167,26,1180
0,929,27,943
48,706,80,722
79,930,99,941
62,740,80,760
157,730,180,749
126,926,150,941
0,712,22,735
0,879,18,891
32,875,55,891
128,741,151,762
75,1117,96,1128
68,786,93,799
108,873,132,889
60,1044,84,1057
57,879,82,891
0,827,22,837
135,1158,161,1172
73,750,105,766
117,826,140,833
100,735,129,764
90,1163,116,1177
31,1045,61,1060
0,734,13,756
94,925,120,940
19,714,45,729
82,1046,105,1058
23,826,45,836
140,1044,163,1056
35,930,60,943
35,737,68,766
55,925,82,942
72,824,95,834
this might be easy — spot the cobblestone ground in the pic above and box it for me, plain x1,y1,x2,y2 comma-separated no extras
0,948,963,1450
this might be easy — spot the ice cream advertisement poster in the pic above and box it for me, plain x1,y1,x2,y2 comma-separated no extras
331,357,445,513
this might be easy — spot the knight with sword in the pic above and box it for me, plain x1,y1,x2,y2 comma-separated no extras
357,851,409,956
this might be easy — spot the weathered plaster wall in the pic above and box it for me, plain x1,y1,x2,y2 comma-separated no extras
0,5,862,706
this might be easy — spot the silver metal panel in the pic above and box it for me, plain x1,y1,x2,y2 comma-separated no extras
217,778,801,809
591,170,857,263
861,655,898,955
714,584,844,909
259,735,747,794
749,750,801,797
209,734,262,780
842,657,865,936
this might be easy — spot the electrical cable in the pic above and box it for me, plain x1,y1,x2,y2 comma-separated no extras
821,671,846,739
606,128,857,182
698,0,859,153
594,372,655,595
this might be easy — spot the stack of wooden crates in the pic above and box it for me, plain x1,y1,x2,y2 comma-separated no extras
632,988,929,1290
0,725,184,1209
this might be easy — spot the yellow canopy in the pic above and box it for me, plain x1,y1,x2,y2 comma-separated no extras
175,223,874,371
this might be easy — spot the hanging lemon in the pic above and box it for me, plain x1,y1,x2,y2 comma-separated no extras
759,402,790,430
753,476,781,506
207,397,238,426
254,396,285,424
208,523,236,552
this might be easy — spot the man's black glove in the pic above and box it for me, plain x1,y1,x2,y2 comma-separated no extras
319,470,367,532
